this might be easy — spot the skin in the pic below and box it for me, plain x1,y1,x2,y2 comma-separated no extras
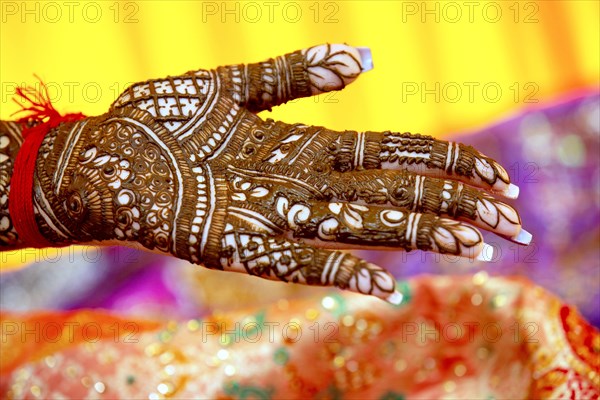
0,44,526,303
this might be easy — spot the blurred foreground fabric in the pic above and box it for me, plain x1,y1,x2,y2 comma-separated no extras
1,275,599,398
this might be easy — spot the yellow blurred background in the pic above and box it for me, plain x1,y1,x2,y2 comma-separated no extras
1,0,598,270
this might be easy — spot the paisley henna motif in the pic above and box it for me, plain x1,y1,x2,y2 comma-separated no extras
0,44,528,302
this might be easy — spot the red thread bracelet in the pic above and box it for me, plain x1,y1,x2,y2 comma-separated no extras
9,77,86,248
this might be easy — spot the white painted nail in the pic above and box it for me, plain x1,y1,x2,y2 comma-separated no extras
356,47,373,72
476,243,495,262
385,290,403,305
504,183,520,199
511,228,532,245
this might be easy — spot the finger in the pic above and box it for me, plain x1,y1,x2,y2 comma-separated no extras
271,197,490,261
327,169,529,243
253,124,518,199
217,43,371,113
214,222,401,304
332,130,518,199
379,132,518,198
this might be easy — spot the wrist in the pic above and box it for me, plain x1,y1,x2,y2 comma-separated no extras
0,121,23,248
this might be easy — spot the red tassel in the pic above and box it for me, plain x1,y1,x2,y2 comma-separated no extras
12,74,86,136
9,76,86,248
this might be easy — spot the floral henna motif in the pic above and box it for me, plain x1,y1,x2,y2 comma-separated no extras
303,43,363,94
326,170,521,237
0,43,528,302
269,197,483,256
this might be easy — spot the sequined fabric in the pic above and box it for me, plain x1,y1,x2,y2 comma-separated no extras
1,275,599,399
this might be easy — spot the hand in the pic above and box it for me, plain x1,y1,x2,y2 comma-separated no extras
3,44,529,303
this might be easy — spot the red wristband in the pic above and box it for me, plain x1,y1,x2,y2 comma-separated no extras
9,78,86,248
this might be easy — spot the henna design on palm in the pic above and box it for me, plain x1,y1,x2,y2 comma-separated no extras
0,44,530,302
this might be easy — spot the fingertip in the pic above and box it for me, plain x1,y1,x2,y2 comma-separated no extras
504,183,520,199
356,47,373,72
476,242,495,262
384,290,404,305
510,228,533,246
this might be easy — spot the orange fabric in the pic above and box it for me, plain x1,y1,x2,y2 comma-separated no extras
1,276,598,399
0,310,160,376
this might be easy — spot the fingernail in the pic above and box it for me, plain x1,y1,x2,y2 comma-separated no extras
511,228,532,245
356,47,373,72
504,183,520,199
385,290,403,305
476,243,495,262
